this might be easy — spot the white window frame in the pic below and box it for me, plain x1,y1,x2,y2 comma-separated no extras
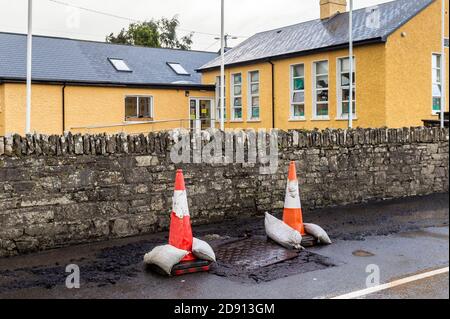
215,76,227,121
247,70,260,121
290,63,306,121
432,53,443,115
109,58,132,72
312,60,330,120
337,56,357,120
124,95,154,121
231,73,243,121
167,62,190,76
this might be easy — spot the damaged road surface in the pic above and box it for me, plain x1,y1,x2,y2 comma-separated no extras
0,193,448,299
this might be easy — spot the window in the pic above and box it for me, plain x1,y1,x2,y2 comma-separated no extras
125,96,153,120
313,61,329,118
248,71,260,120
231,73,243,120
290,64,305,120
338,57,356,118
432,54,442,114
216,76,227,120
167,62,190,75
109,58,132,72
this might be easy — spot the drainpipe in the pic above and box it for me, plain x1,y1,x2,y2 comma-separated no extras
268,61,275,129
62,84,66,134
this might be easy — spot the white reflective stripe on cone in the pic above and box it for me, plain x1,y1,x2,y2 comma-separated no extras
172,190,190,218
284,180,301,209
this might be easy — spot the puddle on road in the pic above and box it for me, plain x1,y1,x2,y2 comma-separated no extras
399,230,449,240
352,250,375,257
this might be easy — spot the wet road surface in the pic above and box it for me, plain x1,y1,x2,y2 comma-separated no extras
0,193,448,299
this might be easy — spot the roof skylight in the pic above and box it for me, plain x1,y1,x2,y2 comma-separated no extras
167,62,190,75
109,58,132,72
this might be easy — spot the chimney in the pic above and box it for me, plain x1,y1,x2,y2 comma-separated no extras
320,0,347,20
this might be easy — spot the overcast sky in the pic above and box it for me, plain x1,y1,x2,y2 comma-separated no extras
0,0,392,51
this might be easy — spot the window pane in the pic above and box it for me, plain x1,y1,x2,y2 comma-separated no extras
293,78,305,90
168,63,190,75
433,69,441,83
233,74,242,84
433,84,442,97
316,104,329,116
433,55,441,69
125,97,137,118
341,73,350,86
316,75,328,88
250,71,259,82
252,96,260,107
433,97,441,111
252,107,260,119
342,88,356,101
234,97,242,107
341,58,350,72
293,92,305,103
234,85,242,96
251,84,259,94
234,108,242,119
293,65,304,77
316,90,329,102
316,61,328,74
293,104,305,117
110,58,131,72
342,102,356,115
139,97,151,118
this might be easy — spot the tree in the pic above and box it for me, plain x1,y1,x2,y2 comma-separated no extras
106,16,193,50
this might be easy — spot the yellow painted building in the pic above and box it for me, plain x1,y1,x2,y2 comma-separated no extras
0,0,448,136
0,33,218,136
199,0,449,130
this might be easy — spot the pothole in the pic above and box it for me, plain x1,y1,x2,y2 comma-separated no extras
210,236,336,283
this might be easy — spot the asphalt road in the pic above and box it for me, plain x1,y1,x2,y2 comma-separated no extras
0,193,448,299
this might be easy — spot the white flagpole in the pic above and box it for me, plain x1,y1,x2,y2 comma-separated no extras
441,0,446,128
220,0,225,131
26,0,33,134
349,0,354,129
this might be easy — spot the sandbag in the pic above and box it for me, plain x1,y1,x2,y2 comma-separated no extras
265,212,303,250
304,223,332,245
192,238,216,262
143,245,189,275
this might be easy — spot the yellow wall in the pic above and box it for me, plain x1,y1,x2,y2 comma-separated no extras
1,83,214,135
385,0,449,128
3,83,63,135
202,43,387,130
65,86,214,134
0,84,5,136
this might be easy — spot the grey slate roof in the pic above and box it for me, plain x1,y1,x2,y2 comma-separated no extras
0,32,218,87
199,0,434,70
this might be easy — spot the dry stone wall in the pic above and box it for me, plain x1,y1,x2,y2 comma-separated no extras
0,127,448,257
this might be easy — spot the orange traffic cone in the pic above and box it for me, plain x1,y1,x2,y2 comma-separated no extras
168,169,195,262
282,161,306,236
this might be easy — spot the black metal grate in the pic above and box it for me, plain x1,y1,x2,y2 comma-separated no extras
215,238,299,270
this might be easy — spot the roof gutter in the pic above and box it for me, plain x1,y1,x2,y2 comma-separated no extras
197,37,384,72
0,77,216,91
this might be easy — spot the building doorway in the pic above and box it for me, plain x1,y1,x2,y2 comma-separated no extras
189,98,214,132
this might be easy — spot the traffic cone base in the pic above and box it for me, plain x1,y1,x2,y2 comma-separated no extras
283,208,306,235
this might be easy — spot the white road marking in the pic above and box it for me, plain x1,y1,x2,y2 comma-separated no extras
331,267,449,299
